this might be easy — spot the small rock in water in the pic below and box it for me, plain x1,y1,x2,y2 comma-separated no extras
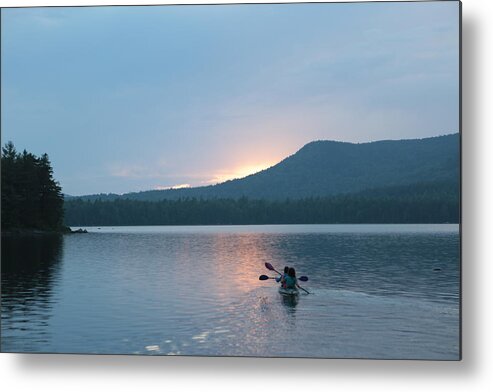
72,228,88,234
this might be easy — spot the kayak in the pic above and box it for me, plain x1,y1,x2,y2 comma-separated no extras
278,287,299,296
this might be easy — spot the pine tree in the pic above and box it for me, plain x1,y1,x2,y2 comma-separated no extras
1,142,65,231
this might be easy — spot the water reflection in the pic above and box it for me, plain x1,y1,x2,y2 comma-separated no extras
280,293,299,309
1,234,64,350
209,233,268,295
0,225,459,358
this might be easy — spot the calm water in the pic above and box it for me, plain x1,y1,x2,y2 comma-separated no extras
1,224,460,359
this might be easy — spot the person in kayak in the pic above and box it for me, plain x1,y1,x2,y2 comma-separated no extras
284,267,301,290
276,266,289,288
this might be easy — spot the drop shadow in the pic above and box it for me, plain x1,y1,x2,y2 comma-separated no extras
10,351,466,378
459,9,479,374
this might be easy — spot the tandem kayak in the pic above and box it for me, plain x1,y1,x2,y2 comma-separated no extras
278,287,300,296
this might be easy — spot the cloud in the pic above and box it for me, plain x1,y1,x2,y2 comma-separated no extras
154,184,191,190
107,163,171,180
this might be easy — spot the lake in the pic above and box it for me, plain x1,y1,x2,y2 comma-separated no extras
1,224,460,359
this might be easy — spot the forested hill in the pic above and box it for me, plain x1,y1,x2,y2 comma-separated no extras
73,133,459,202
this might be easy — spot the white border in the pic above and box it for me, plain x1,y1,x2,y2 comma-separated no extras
2,0,492,391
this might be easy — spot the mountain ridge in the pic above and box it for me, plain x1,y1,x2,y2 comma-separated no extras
70,133,459,202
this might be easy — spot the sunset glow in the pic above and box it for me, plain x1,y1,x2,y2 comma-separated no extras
207,161,278,185
155,183,191,190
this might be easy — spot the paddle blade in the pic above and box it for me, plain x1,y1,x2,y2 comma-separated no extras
264,262,275,271
259,275,270,281
299,276,309,282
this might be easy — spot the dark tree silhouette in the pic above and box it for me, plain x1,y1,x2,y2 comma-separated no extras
64,181,459,226
1,142,65,231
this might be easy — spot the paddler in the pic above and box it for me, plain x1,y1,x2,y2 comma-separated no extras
275,266,289,288
284,267,302,290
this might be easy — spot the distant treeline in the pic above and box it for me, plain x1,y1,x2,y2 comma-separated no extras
1,142,65,231
64,182,459,226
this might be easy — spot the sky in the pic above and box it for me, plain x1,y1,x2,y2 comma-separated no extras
1,1,460,196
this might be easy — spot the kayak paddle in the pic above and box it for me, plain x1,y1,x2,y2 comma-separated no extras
297,285,310,294
259,275,276,280
264,263,309,281
260,275,311,294
259,274,308,282
265,262,282,275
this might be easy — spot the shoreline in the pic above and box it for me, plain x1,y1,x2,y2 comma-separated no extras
1,227,86,236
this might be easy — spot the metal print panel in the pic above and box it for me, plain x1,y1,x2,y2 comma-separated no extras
0,1,461,359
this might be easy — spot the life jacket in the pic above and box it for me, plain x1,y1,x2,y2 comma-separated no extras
284,275,297,289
